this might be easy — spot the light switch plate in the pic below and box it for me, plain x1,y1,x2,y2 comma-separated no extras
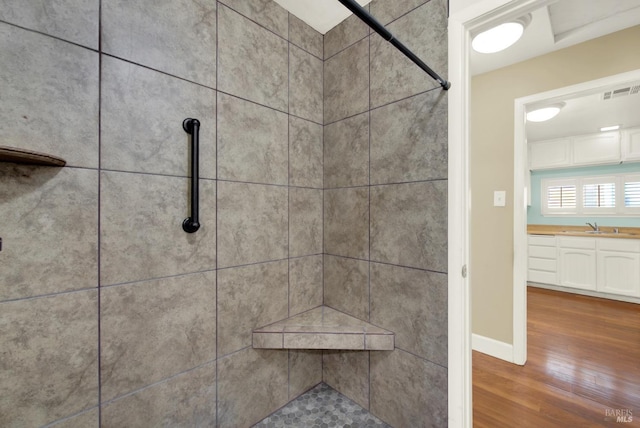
494,191,506,207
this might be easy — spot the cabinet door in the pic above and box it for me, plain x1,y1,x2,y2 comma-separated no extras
621,127,640,161
572,132,620,166
529,139,571,170
559,249,597,290
597,251,640,297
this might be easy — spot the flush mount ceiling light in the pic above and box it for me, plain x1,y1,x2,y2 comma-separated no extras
600,125,620,132
472,14,531,54
526,102,565,122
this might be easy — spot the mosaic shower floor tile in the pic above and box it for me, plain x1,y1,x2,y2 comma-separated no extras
253,383,391,428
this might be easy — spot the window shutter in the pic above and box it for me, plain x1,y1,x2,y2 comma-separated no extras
625,181,640,208
583,182,615,208
547,185,576,209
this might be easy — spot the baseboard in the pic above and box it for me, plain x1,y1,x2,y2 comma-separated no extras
472,333,513,362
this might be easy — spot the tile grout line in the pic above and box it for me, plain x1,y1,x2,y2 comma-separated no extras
97,0,103,424
214,2,219,426
287,11,291,402
367,29,372,412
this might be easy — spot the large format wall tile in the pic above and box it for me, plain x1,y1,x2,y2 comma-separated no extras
49,408,99,428
0,0,99,48
323,351,370,409
100,172,216,285
101,57,216,178
100,272,216,401
371,263,447,366
324,9,370,60
101,362,216,428
370,0,448,108
324,256,369,321
324,112,369,188
218,5,288,111
0,166,98,301
324,38,369,124
324,188,369,259
371,91,447,184
370,349,447,427
0,290,98,427
218,182,287,268
219,0,288,39
217,260,288,356
370,0,429,25
0,25,98,168
289,117,323,188
289,350,322,399
371,182,447,272
102,0,216,87
289,255,323,316
290,14,323,59
218,348,288,428
218,94,288,185
290,45,323,124
290,188,322,257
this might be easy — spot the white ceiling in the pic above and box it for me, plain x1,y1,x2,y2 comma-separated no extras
275,0,640,142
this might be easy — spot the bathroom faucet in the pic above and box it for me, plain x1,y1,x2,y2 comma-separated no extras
586,222,599,232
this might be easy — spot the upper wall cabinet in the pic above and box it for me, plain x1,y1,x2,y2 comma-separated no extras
621,127,640,161
529,138,571,170
529,131,622,170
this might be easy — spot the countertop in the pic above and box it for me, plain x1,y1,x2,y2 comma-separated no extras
528,224,640,239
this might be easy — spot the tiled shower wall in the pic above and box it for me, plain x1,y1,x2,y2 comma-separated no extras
322,0,449,426
0,1,324,426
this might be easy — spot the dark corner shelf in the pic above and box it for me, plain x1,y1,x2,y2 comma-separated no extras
0,146,66,167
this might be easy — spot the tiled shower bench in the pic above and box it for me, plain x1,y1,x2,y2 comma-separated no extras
252,306,394,350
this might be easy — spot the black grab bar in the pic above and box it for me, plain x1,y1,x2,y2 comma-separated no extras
182,118,200,233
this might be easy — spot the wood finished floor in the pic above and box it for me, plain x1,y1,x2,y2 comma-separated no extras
473,287,640,427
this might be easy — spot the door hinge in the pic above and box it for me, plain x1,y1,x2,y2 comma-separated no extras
461,264,467,278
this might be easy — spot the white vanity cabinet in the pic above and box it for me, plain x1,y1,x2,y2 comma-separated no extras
621,127,640,161
528,235,558,284
528,138,571,170
596,239,640,297
557,237,597,291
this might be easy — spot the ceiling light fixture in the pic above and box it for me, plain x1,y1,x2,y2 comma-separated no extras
599,125,620,132
472,14,531,54
526,102,565,122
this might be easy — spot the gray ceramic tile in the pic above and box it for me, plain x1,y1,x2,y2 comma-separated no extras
290,45,323,124
0,166,98,301
101,362,216,428
289,117,323,188
0,0,98,48
370,349,447,428
324,6,370,59
0,291,98,427
283,332,364,349
218,93,288,185
100,272,216,401
102,0,216,87
219,0,288,38
323,351,370,409
371,90,447,184
218,4,288,111
289,255,323,316
324,38,369,124
370,0,448,108
253,332,283,348
101,57,216,178
289,351,322,399
48,408,99,428
324,256,369,321
371,182,447,272
290,188,323,257
218,348,288,428
218,261,288,356
370,0,430,25
217,182,287,268
371,263,447,365
0,25,98,168
324,188,369,259
100,172,216,286
289,14,323,58
324,112,369,188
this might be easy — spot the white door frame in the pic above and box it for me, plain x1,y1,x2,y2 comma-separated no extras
448,0,557,425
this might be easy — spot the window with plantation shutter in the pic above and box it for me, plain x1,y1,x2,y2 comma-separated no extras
624,175,640,210
547,185,576,209
583,182,615,208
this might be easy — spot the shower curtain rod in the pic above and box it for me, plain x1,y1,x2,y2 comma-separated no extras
336,0,451,90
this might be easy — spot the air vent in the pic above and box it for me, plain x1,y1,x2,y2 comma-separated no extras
603,84,640,100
